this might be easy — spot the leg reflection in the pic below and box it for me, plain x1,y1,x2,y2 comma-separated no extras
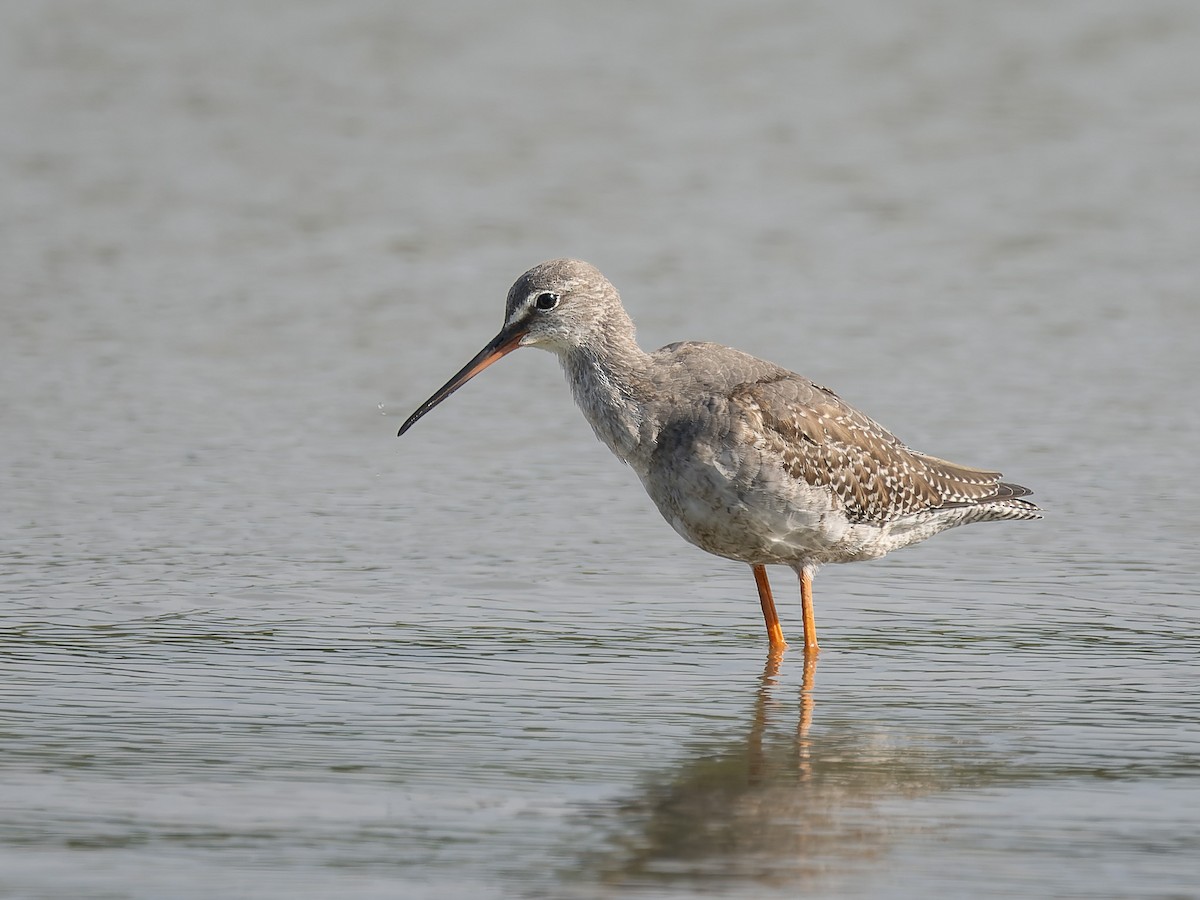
797,649,818,779
749,647,818,783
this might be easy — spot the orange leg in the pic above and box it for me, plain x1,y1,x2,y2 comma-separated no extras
799,565,819,654
751,564,788,651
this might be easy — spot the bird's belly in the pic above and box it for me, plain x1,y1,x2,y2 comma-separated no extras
637,454,880,567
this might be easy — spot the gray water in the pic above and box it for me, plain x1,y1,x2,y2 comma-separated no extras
3,1,1199,897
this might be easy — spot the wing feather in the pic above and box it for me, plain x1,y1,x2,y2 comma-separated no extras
729,376,1027,523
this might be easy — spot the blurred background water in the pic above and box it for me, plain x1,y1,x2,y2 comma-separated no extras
2,1,1198,897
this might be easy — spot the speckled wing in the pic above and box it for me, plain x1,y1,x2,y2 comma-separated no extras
728,374,1032,524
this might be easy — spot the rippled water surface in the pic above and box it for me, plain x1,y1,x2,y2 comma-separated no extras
3,1,1199,897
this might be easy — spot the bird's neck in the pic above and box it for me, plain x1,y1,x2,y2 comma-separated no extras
559,327,654,466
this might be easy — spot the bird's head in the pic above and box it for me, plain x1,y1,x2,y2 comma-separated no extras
397,259,625,436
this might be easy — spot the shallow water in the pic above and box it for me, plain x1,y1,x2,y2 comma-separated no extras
3,1,1199,897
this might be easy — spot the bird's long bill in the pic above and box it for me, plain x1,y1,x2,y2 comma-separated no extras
397,322,526,436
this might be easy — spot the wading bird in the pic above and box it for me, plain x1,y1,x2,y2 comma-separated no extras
398,259,1039,653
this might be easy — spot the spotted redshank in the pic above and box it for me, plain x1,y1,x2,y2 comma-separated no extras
398,259,1040,653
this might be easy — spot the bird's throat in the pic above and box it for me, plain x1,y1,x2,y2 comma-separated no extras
561,343,653,466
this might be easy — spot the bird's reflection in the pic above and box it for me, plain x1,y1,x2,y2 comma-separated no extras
746,649,817,788
576,650,1004,892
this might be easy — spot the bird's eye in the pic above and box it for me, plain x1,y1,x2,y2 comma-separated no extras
534,291,559,311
